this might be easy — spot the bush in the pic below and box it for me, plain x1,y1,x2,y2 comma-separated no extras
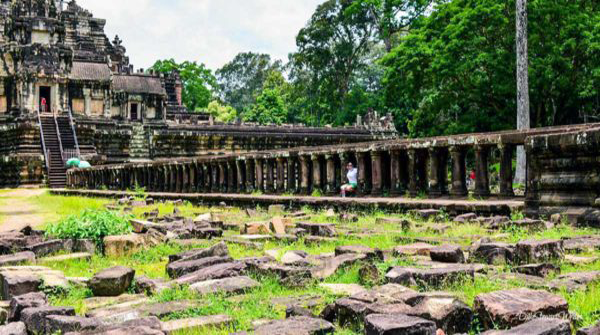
45,210,133,249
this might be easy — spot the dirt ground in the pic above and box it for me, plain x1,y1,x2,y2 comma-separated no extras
0,188,48,232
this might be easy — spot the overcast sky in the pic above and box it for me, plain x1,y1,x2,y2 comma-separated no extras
76,0,325,71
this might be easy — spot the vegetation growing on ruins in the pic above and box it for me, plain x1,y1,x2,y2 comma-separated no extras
45,210,133,247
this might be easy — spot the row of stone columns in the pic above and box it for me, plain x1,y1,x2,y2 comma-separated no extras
68,144,517,198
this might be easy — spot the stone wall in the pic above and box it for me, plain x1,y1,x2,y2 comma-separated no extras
526,126,600,225
0,119,44,187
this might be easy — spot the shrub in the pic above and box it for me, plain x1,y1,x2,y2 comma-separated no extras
45,210,132,249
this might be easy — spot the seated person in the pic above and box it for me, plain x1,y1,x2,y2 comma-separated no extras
341,162,358,197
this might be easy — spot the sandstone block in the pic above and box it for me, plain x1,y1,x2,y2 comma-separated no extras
89,266,135,297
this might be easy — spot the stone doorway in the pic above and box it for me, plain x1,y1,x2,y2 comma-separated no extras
39,86,51,113
130,103,139,121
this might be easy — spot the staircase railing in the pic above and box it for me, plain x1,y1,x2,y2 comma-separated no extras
53,113,65,165
67,107,81,157
36,109,50,171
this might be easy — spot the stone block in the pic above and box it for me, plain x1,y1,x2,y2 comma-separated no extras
174,262,246,286
482,318,571,335
0,322,26,335
190,276,260,296
0,252,36,267
20,306,75,334
161,315,233,334
364,314,436,335
254,316,334,335
430,245,465,263
168,242,229,263
515,239,564,264
167,256,233,278
8,292,47,321
89,266,135,297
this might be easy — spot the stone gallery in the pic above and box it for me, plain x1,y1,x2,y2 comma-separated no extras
0,0,599,335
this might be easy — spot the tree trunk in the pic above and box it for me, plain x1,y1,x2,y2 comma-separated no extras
515,0,530,185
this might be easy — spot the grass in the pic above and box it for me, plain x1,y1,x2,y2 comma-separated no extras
29,191,110,227
18,192,600,334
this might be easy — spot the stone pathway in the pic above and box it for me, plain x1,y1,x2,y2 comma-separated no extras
0,189,48,232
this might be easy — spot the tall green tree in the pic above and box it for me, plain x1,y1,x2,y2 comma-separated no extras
382,0,599,137
151,59,217,112
216,52,283,113
244,71,290,125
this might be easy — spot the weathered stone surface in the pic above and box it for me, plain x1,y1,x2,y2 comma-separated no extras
281,250,309,265
286,305,315,318
168,242,229,263
190,276,260,295
90,301,197,323
454,213,478,223
565,255,599,266
174,262,246,285
0,273,41,300
89,266,135,297
45,315,103,334
359,263,381,286
134,276,172,295
311,253,367,279
412,209,441,221
430,245,465,263
27,239,72,257
474,288,569,329
319,283,366,296
577,320,600,335
83,294,147,311
393,243,434,257
8,292,47,321
364,314,436,335
254,316,335,335
514,263,560,278
21,306,75,334
242,222,271,235
0,252,36,267
41,252,93,263
414,296,473,334
103,235,154,257
563,236,600,252
350,284,421,305
335,245,383,260
515,239,564,264
547,271,600,292
74,317,163,334
0,322,27,335
167,256,233,278
470,243,514,265
161,315,232,334
296,222,337,237
386,266,474,287
481,318,571,335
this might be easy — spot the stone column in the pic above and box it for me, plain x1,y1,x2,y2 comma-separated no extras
182,164,190,193
245,159,255,192
325,154,336,195
211,163,219,193
265,159,275,193
227,161,236,193
371,151,383,196
204,164,212,192
357,152,368,195
255,158,264,193
311,154,322,193
287,157,298,193
276,158,286,193
390,150,403,196
189,163,196,193
197,164,205,192
499,144,515,197
339,152,349,186
176,165,184,193
429,148,447,197
299,155,311,194
474,145,491,197
218,162,227,192
450,146,467,197
408,149,418,197
236,160,246,193
416,151,428,194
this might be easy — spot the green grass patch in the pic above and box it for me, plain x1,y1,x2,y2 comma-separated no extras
29,192,110,226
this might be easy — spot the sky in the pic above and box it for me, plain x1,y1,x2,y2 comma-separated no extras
76,0,326,71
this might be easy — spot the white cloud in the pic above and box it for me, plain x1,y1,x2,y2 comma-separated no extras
76,0,325,71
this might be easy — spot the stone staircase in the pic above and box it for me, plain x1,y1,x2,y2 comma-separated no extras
40,116,67,189
129,124,151,161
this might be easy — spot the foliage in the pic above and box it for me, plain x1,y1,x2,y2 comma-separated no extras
382,0,600,137
45,210,132,248
216,52,283,113
206,100,238,123
244,71,290,125
150,59,217,111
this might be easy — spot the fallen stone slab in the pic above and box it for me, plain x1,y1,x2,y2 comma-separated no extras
271,295,324,309
72,316,163,334
470,243,514,265
454,213,478,223
474,288,569,329
375,218,412,231
103,234,157,257
414,296,473,334
0,266,68,299
393,243,434,257
0,322,26,335
236,234,273,242
27,239,72,257
0,272,42,300
190,276,260,295
20,306,75,334
296,222,337,237
281,250,309,265
304,236,337,245
547,271,600,292
514,263,560,278
134,276,173,295
350,284,421,306
429,245,465,263
254,316,334,335
335,245,383,261
563,236,600,253
319,283,366,296
91,301,198,323
412,209,441,221
130,219,164,234
311,253,367,279
364,313,436,335
565,255,599,266
41,252,93,263
0,252,35,267
515,239,564,264
174,262,246,285
89,266,135,297
8,292,47,322
45,315,103,334
85,298,151,319
386,266,474,287
166,256,233,278
241,222,271,235
577,320,600,335
83,294,148,311
161,315,232,334
168,242,229,263
481,317,571,335
252,263,312,284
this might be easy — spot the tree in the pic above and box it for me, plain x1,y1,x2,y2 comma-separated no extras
151,59,217,112
382,0,599,137
206,101,237,123
244,71,290,125
216,52,283,113
515,0,530,183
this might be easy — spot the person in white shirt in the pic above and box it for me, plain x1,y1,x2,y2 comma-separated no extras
341,162,358,197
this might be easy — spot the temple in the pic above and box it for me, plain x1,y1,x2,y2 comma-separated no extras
0,0,396,188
